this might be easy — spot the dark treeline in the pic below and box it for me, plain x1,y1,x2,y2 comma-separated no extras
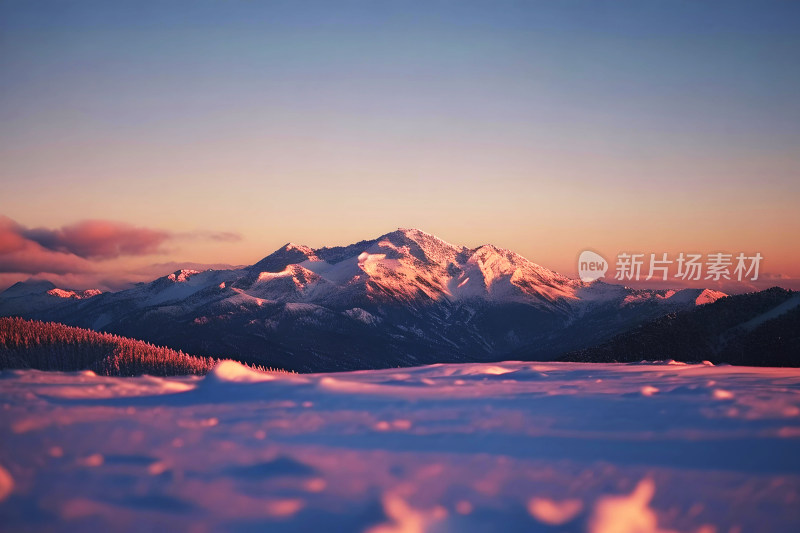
0,317,281,376
560,288,800,367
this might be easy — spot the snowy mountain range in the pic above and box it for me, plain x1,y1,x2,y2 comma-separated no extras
0,228,727,371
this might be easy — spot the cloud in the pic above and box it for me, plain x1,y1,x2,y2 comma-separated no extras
0,216,243,282
21,220,170,259
0,217,95,275
208,231,241,242
0,218,28,255
0,248,93,276
177,230,242,243
0,260,247,293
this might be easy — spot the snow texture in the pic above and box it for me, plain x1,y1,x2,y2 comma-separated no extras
1,360,799,532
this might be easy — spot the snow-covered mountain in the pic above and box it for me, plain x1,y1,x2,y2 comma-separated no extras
0,280,103,317
563,287,799,366
0,228,725,371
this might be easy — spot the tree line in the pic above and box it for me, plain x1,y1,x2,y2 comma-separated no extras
0,317,286,376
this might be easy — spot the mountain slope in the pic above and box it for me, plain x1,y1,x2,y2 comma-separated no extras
0,228,726,371
560,287,800,366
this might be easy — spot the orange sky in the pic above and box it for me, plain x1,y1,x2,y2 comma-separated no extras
1,1,798,291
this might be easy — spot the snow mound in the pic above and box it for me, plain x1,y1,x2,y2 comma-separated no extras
528,497,584,525
0,464,13,502
203,361,277,384
444,364,514,376
588,478,675,533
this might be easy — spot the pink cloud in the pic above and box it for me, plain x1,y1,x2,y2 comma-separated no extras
0,217,93,275
176,230,242,243
0,248,93,275
0,217,29,254
0,215,241,288
21,220,171,259
0,215,241,264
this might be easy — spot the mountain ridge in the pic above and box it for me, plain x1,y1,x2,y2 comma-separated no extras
0,228,729,371
560,287,799,366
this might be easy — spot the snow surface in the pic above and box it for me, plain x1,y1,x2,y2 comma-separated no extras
1,361,799,532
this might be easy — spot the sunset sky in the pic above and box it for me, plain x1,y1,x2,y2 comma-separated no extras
1,1,798,291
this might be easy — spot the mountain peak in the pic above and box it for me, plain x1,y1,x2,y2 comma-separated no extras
251,242,320,274
47,288,103,300
1,279,57,297
0,229,740,372
0,280,102,301
383,227,450,243
696,288,727,305
392,227,431,238
283,242,317,256
375,228,467,266
167,270,202,283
